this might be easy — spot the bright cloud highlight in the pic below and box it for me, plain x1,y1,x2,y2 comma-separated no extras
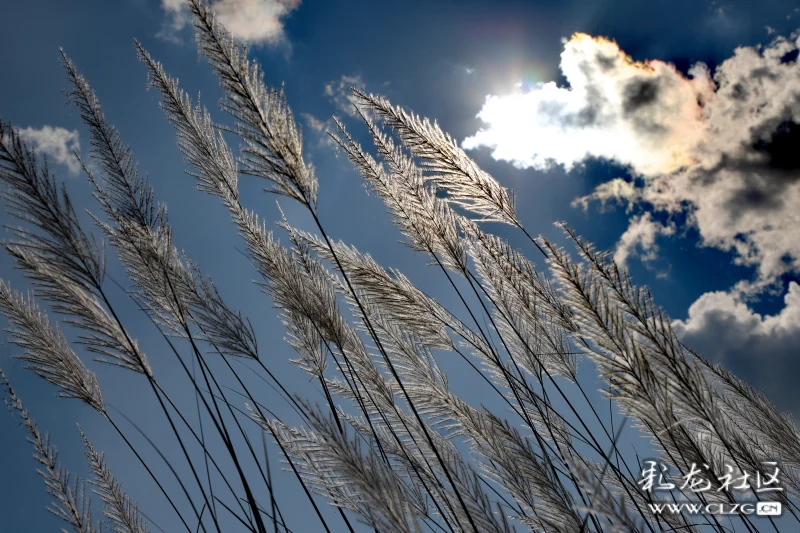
17,125,81,176
463,33,716,176
161,0,300,44
465,31,800,289
464,30,800,375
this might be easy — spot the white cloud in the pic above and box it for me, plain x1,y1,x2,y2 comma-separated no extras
17,126,81,176
213,0,300,44
613,212,674,268
571,177,638,213
302,113,328,133
295,74,370,152
158,0,191,43
673,282,800,414
463,33,716,176
324,74,367,118
674,282,800,340
160,0,300,44
466,32,800,395
300,112,338,149
465,30,800,289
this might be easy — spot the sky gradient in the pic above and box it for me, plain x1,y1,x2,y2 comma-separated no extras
1,1,799,532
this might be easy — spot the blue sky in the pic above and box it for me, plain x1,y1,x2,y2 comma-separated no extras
2,1,800,532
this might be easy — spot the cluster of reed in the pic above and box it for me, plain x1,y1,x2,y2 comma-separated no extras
2,1,798,532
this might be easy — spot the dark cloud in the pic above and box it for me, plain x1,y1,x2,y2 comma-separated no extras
595,52,618,72
729,82,748,101
622,77,661,114
674,282,800,417
782,48,799,64
690,109,800,219
696,116,800,215
585,33,800,285
750,65,780,81
752,119,800,171
724,180,785,214
538,84,611,127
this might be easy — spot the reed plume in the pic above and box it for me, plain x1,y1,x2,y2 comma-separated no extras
2,2,797,533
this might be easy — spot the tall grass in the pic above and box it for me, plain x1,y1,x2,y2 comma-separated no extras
2,1,799,532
